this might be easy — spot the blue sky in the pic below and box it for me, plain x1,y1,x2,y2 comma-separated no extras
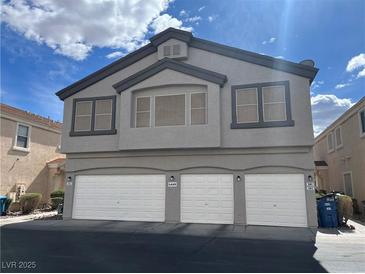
1,0,364,135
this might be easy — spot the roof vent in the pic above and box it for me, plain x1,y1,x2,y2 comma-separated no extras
299,59,315,67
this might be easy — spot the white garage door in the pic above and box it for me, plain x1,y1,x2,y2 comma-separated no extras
181,174,234,224
72,175,166,222
245,174,307,227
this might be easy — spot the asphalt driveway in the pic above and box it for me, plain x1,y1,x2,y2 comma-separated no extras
1,219,364,272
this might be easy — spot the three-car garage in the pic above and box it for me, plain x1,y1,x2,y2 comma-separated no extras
71,173,308,227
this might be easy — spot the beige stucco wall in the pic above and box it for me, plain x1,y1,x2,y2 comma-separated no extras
314,99,365,212
0,116,64,203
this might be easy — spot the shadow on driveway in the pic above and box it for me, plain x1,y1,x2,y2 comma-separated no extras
1,221,327,273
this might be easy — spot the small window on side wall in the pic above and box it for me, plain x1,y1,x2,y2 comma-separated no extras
359,108,365,138
14,124,30,151
327,132,334,153
335,127,343,149
71,96,116,136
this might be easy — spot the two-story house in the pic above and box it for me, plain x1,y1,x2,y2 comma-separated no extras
314,96,365,213
56,28,318,228
0,103,65,205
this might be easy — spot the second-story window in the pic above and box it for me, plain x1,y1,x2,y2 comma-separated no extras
136,97,151,128
231,81,293,129
335,127,343,149
191,93,207,125
327,132,334,153
71,96,116,136
15,124,30,150
359,107,365,137
155,94,185,126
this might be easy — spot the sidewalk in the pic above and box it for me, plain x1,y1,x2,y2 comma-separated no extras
0,210,58,227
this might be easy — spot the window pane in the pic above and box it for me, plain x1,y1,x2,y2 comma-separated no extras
173,44,180,55
263,103,286,121
137,97,150,112
95,99,112,114
237,105,258,123
75,101,92,115
236,88,257,105
163,45,171,56
74,116,92,131
335,128,342,146
263,86,286,103
155,95,185,126
16,136,28,148
191,93,206,108
328,134,334,150
18,125,29,137
191,109,207,125
136,112,150,128
361,111,365,133
344,174,353,196
94,114,112,130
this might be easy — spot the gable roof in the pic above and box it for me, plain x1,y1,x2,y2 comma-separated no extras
56,28,319,101
113,58,227,93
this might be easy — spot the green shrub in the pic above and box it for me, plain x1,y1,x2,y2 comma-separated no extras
19,193,42,214
8,201,21,212
50,197,63,210
50,189,64,199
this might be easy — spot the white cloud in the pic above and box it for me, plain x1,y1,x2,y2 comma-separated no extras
1,0,188,60
275,55,284,59
262,37,277,45
311,94,354,136
106,51,125,59
198,6,205,12
346,53,365,78
207,15,216,22
179,9,188,17
335,83,351,89
317,80,324,85
150,14,192,34
185,16,202,24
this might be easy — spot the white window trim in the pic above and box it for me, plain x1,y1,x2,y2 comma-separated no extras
190,92,208,125
262,86,287,122
135,96,152,128
343,171,354,197
335,126,343,150
327,132,335,153
235,88,259,123
154,93,187,127
13,123,31,152
359,107,365,138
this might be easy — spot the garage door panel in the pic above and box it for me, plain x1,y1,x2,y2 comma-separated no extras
73,175,166,222
245,174,307,227
181,174,234,224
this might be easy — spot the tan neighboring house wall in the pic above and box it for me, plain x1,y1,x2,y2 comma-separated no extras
0,103,65,205
314,96,365,213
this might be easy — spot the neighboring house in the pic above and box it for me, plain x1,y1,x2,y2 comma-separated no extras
56,28,319,228
314,96,365,212
0,103,65,205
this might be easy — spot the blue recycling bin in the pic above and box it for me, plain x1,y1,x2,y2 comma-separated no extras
0,195,8,216
317,194,338,228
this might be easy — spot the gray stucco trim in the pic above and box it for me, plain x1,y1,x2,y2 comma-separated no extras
70,95,117,137
56,28,318,101
113,58,227,93
56,44,156,100
231,81,294,129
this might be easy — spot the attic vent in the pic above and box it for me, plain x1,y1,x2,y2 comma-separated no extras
172,44,181,55
163,45,171,56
